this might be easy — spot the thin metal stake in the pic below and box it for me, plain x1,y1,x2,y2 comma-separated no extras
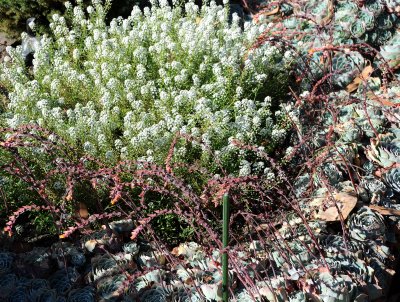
222,193,230,302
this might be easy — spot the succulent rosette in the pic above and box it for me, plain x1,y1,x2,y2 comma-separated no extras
138,286,171,302
384,0,400,14
294,173,311,197
97,273,129,301
66,287,95,302
314,162,343,187
380,31,400,69
347,207,386,241
331,51,365,88
49,268,79,296
336,10,354,28
377,28,394,45
308,272,355,302
367,134,400,167
351,20,367,38
172,287,202,302
339,124,363,142
376,13,396,30
361,175,387,203
332,25,352,44
358,9,376,31
384,167,400,193
365,0,385,16
123,241,140,257
108,219,134,234
0,273,17,298
69,250,86,267
319,235,364,258
28,287,58,302
8,286,27,302
337,1,359,16
0,252,13,275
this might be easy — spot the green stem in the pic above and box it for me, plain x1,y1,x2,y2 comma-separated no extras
222,193,230,302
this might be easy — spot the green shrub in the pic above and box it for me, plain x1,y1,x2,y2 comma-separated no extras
0,0,66,37
0,0,140,38
0,0,294,175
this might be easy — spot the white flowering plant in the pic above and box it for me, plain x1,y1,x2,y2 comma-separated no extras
0,0,294,175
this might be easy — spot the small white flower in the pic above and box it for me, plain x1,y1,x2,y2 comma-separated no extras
87,5,94,14
72,48,80,60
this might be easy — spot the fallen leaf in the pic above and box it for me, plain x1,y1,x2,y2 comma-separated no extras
366,91,400,108
78,202,89,219
346,65,374,93
84,239,98,252
369,205,400,216
263,6,280,17
315,192,357,222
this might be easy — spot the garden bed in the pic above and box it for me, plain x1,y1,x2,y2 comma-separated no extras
0,0,400,301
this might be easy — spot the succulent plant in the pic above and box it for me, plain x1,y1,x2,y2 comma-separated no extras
384,0,400,14
289,291,307,302
360,9,376,31
122,242,139,257
310,272,357,302
294,173,311,197
172,286,202,302
0,252,13,276
367,0,386,16
137,251,165,268
362,160,376,175
57,296,67,302
368,256,392,291
385,167,400,193
51,242,86,267
134,269,165,292
28,287,58,302
49,268,79,295
347,206,386,241
255,278,288,302
380,31,400,69
351,20,367,39
89,254,131,282
367,134,400,167
319,235,364,258
138,286,171,302
235,289,262,302
337,122,363,142
366,241,391,263
200,282,223,301
8,286,27,302
360,175,388,203
314,162,344,187
69,250,86,267
0,273,17,298
108,219,134,234
96,273,130,301
67,286,95,302
331,51,366,88
29,278,50,293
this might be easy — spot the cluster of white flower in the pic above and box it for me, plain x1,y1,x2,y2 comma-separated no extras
0,0,293,174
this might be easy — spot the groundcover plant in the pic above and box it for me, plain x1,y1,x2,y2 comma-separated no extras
0,0,294,175
1,0,400,301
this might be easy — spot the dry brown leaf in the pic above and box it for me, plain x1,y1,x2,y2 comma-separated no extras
84,239,98,252
316,192,357,222
366,91,400,107
78,202,89,219
263,6,280,17
346,65,374,93
369,204,400,216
